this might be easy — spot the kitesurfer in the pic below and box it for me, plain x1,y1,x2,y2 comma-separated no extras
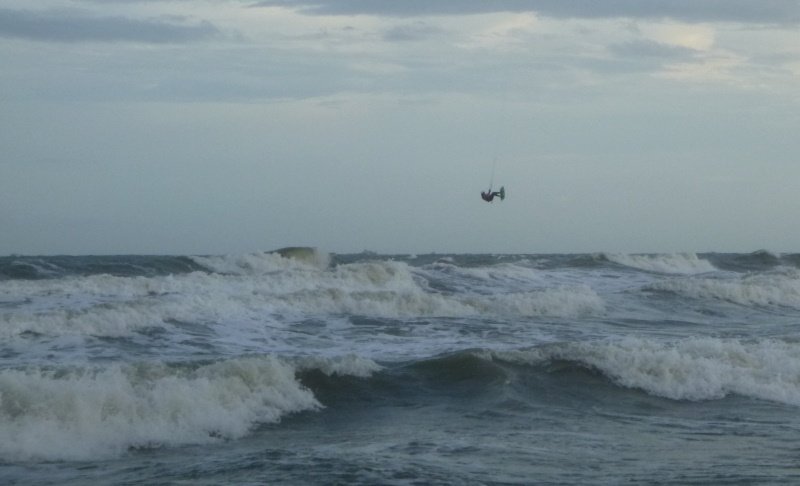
481,189,502,202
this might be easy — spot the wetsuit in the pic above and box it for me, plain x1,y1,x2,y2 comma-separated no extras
481,191,500,202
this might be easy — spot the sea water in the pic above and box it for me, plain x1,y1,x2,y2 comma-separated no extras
1,250,800,484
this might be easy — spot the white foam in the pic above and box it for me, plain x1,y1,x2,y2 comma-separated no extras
191,249,330,275
3,303,169,337
0,356,321,461
267,260,604,318
476,286,606,318
269,279,604,319
294,354,383,378
8,259,62,278
499,337,800,405
0,272,274,338
1,258,609,339
605,253,717,275
648,269,800,308
427,261,542,285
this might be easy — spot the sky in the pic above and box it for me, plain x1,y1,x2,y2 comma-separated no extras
1,0,799,255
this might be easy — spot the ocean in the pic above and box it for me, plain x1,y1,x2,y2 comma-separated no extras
2,249,800,485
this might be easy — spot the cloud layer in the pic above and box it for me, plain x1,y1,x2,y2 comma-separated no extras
256,0,800,24
0,7,218,43
1,0,798,254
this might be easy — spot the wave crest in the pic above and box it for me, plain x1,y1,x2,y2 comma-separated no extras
0,356,321,461
191,248,330,275
605,253,717,274
294,354,383,378
647,269,800,308
497,337,800,405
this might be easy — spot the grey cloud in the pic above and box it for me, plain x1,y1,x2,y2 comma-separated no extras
609,39,699,60
255,0,800,24
383,22,443,42
0,8,218,43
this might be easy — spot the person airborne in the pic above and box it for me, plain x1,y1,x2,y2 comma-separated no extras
481,190,500,202
481,186,505,202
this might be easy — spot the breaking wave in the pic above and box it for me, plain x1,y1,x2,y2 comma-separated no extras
0,255,203,281
0,354,380,462
1,258,605,338
604,253,717,275
496,337,800,405
646,268,800,308
191,248,331,275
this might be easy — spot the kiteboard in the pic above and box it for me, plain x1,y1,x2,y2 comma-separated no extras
499,186,505,201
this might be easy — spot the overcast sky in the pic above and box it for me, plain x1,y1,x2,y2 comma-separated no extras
1,1,799,255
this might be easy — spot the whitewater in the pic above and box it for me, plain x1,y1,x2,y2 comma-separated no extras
2,250,800,484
